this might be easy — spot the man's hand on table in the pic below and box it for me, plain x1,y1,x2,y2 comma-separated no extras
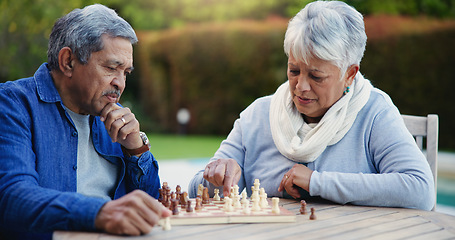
95,190,172,236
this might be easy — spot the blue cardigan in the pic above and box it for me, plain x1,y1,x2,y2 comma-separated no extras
0,63,161,239
190,87,435,210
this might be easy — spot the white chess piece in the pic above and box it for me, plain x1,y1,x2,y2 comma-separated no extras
162,217,171,230
233,194,242,208
242,199,251,214
259,188,268,208
241,191,248,205
271,197,280,214
198,184,204,196
254,179,260,191
233,185,239,196
251,198,261,212
229,186,235,199
214,189,220,201
224,197,234,212
223,197,230,211
251,188,259,202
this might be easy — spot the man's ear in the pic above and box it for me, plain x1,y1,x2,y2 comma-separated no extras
58,47,75,78
345,64,359,87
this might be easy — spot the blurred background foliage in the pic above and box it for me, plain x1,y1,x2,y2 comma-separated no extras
1,0,455,150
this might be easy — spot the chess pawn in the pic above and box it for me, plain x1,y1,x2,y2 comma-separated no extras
242,199,251,214
186,200,193,212
162,182,168,189
223,197,230,210
198,184,204,196
233,194,242,209
165,186,171,203
158,188,163,203
310,207,317,220
171,199,179,215
251,188,259,202
259,188,268,208
300,200,307,215
271,197,280,214
195,197,202,211
223,197,234,212
233,185,239,196
164,192,171,207
229,186,235,199
226,198,234,212
175,185,182,203
251,198,261,212
213,189,221,201
180,192,188,206
202,187,210,204
241,191,248,205
162,217,171,231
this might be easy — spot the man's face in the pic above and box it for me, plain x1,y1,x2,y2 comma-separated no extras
68,35,133,115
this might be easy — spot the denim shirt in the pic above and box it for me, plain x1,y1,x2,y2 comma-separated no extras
0,63,161,239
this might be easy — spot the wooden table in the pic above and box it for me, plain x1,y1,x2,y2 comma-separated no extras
53,199,455,240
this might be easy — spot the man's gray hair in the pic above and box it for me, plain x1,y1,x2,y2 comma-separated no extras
284,1,367,72
47,4,138,70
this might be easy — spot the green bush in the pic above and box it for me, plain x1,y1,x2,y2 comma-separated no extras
362,29,455,150
137,20,288,135
137,18,455,150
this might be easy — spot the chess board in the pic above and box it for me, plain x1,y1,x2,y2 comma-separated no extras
168,198,296,225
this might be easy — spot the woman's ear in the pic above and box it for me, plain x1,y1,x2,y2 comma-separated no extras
57,47,75,78
345,64,359,87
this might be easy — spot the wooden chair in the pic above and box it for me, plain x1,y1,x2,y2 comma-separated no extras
402,114,439,211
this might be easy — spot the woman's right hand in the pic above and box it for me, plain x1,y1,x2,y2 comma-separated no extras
203,158,241,197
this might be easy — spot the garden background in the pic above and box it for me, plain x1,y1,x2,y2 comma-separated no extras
1,0,455,151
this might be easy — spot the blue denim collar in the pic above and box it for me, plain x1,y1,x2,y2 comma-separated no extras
35,63,62,103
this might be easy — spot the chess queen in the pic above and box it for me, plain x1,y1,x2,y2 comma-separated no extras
189,0,434,211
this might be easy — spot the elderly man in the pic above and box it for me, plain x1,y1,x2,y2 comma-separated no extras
0,4,170,240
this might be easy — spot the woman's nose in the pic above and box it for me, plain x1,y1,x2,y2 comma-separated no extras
296,76,311,92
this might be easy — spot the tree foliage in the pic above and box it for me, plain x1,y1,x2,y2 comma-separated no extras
1,0,454,82
138,19,455,149
0,0,103,81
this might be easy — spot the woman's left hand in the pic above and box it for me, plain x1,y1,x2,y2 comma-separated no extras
278,164,313,199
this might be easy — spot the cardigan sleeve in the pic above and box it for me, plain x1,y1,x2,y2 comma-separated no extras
309,106,435,210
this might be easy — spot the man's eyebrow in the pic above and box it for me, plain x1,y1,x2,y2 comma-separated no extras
105,60,134,71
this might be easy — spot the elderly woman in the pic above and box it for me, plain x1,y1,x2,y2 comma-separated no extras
189,1,435,210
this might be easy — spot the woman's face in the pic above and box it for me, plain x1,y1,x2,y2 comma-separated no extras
287,54,357,123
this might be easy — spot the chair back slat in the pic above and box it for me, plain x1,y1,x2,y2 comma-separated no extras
402,114,439,211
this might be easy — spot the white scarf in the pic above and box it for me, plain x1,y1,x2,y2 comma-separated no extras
269,72,373,163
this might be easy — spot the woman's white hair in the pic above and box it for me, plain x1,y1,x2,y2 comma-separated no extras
284,1,367,73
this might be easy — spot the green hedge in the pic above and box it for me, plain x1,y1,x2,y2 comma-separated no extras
137,19,455,150
362,30,455,150
137,20,288,135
